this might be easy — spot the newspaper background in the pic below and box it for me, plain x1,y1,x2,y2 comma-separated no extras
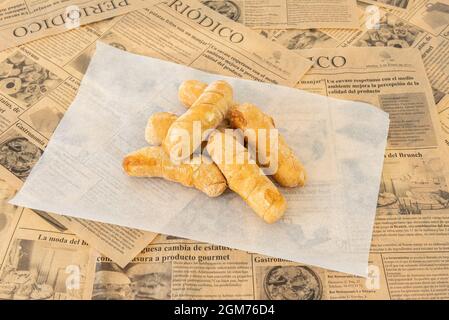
0,0,152,51
1,0,449,300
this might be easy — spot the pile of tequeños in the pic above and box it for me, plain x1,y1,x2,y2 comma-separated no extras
123,80,306,223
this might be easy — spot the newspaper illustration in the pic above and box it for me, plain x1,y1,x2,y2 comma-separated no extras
0,234,94,299
359,0,412,11
0,204,97,300
200,0,360,29
269,29,339,50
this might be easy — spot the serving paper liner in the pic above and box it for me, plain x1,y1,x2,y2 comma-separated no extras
11,43,389,276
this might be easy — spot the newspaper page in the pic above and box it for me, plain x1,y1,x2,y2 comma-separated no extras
200,0,360,29
0,0,153,52
0,0,312,294
88,0,312,83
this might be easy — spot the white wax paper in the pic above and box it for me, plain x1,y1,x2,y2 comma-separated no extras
11,43,389,276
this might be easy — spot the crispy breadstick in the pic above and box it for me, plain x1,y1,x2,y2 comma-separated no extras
164,80,233,160
123,146,227,197
178,80,207,108
145,112,178,145
178,80,306,187
145,111,230,152
228,103,306,187
207,130,286,223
